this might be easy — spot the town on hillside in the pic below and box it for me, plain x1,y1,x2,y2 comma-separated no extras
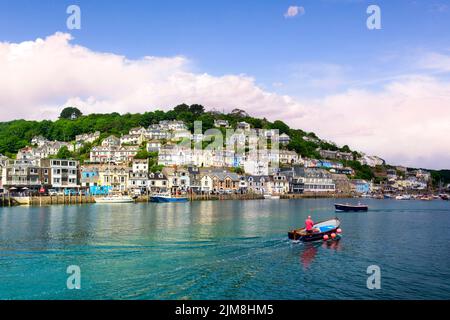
1,111,447,199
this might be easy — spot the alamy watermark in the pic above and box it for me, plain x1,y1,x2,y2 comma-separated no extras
66,265,81,290
366,265,381,289
367,5,381,30
66,5,81,30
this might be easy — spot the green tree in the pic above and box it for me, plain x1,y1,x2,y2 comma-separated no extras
59,107,82,120
56,146,73,159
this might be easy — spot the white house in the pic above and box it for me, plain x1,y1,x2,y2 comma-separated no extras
146,140,162,153
279,133,291,145
120,134,144,146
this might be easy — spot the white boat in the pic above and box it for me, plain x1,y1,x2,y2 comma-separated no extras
263,194,280,200
150,192,189,203
395,194,411,200
94,194,134,203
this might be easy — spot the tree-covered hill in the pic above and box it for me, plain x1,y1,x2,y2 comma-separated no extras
0,104,340,159
0,104,448,184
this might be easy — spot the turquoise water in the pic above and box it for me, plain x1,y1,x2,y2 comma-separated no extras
0,199,449,300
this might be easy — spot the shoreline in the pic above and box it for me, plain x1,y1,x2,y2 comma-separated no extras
1,192,354,207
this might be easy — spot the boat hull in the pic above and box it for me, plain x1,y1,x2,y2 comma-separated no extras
150,196,189,203
334,203,368,212
288,218,341,242
94,198,134,203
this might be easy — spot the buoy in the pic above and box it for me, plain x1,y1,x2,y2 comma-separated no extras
337,228,342,234
323,235,329,241
331,233,336,239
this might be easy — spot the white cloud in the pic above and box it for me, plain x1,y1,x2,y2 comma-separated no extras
284,6,305,18
1,33,450,169
419,52,450,73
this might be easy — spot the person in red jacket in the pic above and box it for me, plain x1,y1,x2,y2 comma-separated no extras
305,216,315,234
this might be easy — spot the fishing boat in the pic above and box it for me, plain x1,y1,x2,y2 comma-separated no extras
94,194,134,203
288,218,341,242
334,203,368,212
150,192,189,203
263,194,280,200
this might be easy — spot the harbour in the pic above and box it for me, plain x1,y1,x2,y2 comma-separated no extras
1,198,449,300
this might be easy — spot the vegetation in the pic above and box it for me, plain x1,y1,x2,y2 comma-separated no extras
0,103,442,182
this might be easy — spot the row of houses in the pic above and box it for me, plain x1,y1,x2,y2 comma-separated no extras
0,156,342,196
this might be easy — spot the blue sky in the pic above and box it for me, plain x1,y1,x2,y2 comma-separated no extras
1,0,449,96
1,0,450,168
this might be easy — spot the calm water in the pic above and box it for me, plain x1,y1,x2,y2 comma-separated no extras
0,199,449,300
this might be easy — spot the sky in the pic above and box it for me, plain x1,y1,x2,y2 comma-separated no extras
0,0,449,169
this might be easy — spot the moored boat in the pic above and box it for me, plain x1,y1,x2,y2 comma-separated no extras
395,194,411,200
288,218,341,242
263,194,280,200
150,192,189,203
334,203,368,212
94,194,134,203
440,194,449,201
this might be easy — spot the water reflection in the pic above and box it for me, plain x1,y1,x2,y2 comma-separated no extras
299,239,343,269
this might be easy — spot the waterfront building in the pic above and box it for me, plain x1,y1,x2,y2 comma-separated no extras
200,168,241,193
162,167,190,193
80,165,100,188
1,159,46,193
293,167,335,193
351,179,371,194
148,171,169,193
247,175,272,194
272,172,289,194
40,159,79,190
128,171,148,195
98,165,129,192
279,166,305,194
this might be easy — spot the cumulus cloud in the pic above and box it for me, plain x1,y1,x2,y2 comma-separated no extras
0,32,306,121
1,33,450,169
284,6,305,18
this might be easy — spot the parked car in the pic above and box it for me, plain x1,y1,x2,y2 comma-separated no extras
48,189,58,196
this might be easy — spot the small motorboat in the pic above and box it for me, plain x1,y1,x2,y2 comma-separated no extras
288,218,341,242
150,192,189,203
440,194,449,201
334,203,368,212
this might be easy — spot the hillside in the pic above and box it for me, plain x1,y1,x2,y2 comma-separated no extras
0,104,448,184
